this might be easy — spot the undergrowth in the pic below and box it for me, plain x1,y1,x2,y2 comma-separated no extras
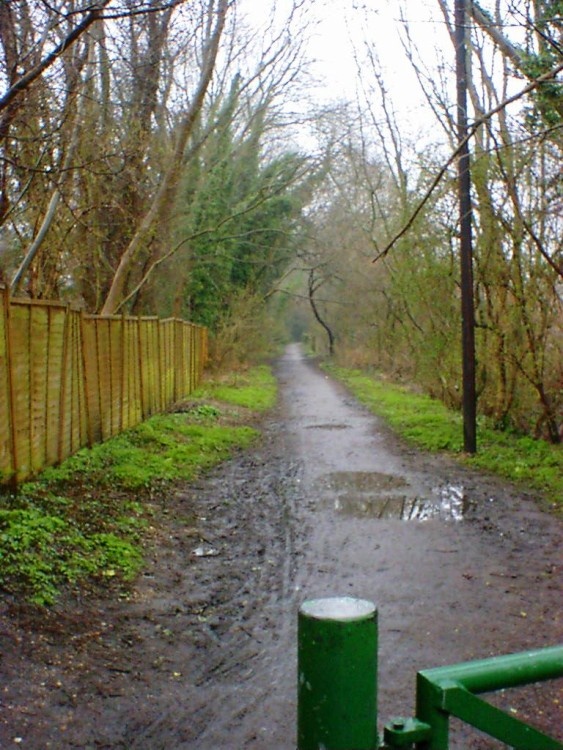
0,366,275,606
326,365,563,512
193,364,277,411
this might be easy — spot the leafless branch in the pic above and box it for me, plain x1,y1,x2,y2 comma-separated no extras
373,62,563,263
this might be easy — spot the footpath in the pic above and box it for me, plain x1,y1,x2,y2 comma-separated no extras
0,344,561,748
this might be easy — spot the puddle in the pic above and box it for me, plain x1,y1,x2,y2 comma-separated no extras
316,472,472,521
318,471,408,492
432,483,470,521
333,494,415,519
306,423,350,430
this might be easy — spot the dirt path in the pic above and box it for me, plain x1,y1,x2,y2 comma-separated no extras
1,343,562,749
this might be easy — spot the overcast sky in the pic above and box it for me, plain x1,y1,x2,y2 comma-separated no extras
240,0,455,139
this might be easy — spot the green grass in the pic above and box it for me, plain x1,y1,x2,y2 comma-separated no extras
468,430,563,507
193,364,277,411
39,416,257,490
0,366,275,606
326,364,562,511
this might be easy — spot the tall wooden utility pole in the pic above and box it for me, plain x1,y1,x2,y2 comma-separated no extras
455,0,477,453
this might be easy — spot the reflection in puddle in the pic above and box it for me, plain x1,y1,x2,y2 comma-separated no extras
333,494,413,519
433,484,468,521
317,472,471,521
319,471,408,492
306,423,350,431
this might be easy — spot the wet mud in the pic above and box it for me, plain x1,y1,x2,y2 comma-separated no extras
1,343,562,748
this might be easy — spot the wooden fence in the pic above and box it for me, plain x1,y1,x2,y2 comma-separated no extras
0,286,208,485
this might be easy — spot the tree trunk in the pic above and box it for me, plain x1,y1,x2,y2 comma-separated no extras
308,269,335,356
100,0,229,316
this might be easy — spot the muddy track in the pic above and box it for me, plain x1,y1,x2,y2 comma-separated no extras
1,344,562,749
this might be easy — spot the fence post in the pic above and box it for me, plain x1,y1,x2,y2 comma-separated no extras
298,597,378,750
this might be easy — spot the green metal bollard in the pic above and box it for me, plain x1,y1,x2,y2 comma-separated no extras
298,597,378,750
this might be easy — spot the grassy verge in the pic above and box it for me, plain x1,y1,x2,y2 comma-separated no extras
193,364,278,412
325,365,562,513
0,366,277,606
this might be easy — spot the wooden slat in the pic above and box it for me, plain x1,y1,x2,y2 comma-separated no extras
10,304,32,480
45,307,65,467
110,318,122,437
130,318,142,426
80,313,98,445
70,311,85,455
0,287,16,481
137,318,147,419
57,307,72,465
29,305,49,472
120,316,126,432
151,319,161,413
97,319,112,440
190,325,196,394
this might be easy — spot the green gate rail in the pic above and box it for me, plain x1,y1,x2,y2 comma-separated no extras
297,597,563,750
385,645,563,749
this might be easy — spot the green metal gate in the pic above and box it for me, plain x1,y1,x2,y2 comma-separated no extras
298,597,563,750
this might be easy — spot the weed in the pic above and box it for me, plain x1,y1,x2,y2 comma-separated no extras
0,508,142,605
0,365,276,606
194,365,277,411
188,404,222,420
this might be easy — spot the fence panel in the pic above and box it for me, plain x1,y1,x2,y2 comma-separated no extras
110,316,123,437
45,305,66,467
70,310,88,456
58,309,74,463
124,316,142,430
0,288,207,485
138,318,158,418
160,319,175,408
9,302,32,480
81,314,101,445
0,289,14,480
29,304,49,473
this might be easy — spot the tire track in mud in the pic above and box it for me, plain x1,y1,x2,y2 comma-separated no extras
120,439,307,750
168,344,563,749
278,345,563,750
179,466,300,749
1,344,561,749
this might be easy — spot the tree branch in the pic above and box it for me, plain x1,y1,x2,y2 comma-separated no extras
0,2,111,115
100,0,230,315
373,61,563,263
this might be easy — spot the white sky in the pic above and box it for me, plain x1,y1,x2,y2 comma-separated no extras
239,0,545,159
306,2,430,99
240,0,455,141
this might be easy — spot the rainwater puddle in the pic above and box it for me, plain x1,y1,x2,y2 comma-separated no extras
315,472,472,522
306,423,350,430
319,471,408,492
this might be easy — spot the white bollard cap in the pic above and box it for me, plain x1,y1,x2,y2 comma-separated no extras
300,596,376,622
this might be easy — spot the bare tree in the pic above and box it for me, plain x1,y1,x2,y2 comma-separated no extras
100,0,230,314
